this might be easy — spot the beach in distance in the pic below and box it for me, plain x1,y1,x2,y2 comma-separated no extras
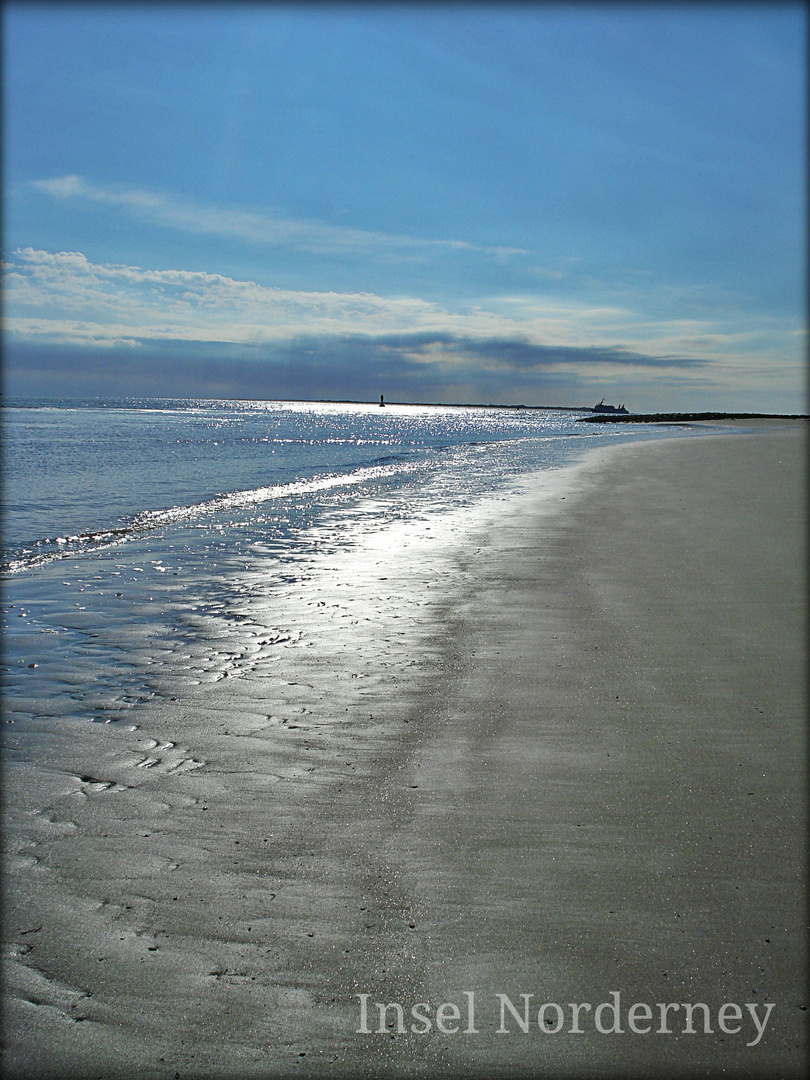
2,406,806,1079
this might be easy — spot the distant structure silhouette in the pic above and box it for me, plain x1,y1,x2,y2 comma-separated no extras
380,394,385,407
592,398,628,415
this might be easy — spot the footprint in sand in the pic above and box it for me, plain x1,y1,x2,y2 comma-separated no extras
74,774,130,795
122,736,205,777
5,953,92,1022
30,810,78,836
7,851,42,871
138,738,175,752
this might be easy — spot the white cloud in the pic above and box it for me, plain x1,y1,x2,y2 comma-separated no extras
486,291,802,363
30,175,529,259
4,247,511,344
2,246,643,352
4,247,799,394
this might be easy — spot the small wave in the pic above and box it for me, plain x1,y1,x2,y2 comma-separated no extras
2,460,424,574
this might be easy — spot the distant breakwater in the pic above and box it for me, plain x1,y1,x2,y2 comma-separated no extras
578,412,809,423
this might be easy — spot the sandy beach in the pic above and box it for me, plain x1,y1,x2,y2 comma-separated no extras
3,420,806,1079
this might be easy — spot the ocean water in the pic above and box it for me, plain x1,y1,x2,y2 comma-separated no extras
2,397,692,737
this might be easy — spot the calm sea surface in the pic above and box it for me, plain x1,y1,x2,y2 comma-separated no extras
2,398,697,731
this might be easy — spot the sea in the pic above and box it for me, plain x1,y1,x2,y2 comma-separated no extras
2,397,704,740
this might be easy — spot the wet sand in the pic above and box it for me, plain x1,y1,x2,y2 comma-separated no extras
3,421,806,1078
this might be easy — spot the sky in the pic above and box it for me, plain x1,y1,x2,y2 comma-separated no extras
2,3,806,411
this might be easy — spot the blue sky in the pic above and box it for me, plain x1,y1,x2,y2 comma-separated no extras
2,3,806,410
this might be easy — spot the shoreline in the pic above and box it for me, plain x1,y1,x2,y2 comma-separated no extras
3,421,806,1078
